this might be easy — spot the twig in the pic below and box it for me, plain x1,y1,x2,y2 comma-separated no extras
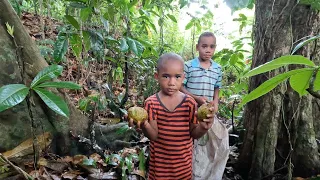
0,153,34,180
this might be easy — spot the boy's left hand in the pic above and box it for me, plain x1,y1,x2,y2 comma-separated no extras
197,107,214,130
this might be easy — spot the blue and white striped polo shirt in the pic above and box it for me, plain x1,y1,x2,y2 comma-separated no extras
183,57,222,101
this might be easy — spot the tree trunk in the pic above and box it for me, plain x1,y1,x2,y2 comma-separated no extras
238,0,320,179
0,0,89,155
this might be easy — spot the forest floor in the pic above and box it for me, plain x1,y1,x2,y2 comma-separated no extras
1,11,247,180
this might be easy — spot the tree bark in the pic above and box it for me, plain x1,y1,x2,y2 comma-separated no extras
0,0,89,155
238,0,320,179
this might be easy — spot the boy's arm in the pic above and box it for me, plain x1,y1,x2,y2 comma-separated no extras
141,120,158,141
180,86,207,105
212,87,219,113
190,119,213,139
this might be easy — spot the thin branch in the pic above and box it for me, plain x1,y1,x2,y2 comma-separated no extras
0,154,34,180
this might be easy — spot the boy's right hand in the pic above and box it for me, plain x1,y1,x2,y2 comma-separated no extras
124,114,148,132
195,96,208,106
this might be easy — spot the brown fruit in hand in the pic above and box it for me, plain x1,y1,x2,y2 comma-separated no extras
197,103,213,121
128,107,148,123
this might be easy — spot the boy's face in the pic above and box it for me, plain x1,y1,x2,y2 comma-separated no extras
155,59,185,96
196,36,216,61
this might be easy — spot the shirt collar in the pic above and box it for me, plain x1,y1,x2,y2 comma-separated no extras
191,57,214,68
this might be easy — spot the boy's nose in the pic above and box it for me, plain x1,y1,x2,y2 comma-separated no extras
168,78,176,85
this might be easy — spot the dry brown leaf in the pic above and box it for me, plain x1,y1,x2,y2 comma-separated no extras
59,156,73,163
62,171,78,179
73,155,87,165
121,148,137,158
89,153,101,162
3,132,52,159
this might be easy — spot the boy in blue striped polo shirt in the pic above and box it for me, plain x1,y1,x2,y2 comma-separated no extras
181,32,225,179
181,32,222,111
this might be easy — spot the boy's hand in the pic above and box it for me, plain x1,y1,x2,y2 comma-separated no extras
197,106,214,130
195,96,208,106
209,100,219,113
124,114,148,132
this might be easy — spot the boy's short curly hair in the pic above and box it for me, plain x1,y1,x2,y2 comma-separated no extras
198,32,216,44
157,53,184,72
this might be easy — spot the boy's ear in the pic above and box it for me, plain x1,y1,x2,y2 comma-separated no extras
196,43,199,51
154,72,159,79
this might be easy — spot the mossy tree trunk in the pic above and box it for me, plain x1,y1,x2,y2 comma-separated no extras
238,0,320,179
0,0,89,155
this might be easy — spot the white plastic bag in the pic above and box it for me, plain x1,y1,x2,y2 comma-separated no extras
192,116,230,180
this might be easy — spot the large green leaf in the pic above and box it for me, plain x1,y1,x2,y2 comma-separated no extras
291,35,320,54
65,15,80,30
69,33,82,59
53,33,68,63
82,31,91,51
241,68,313,106
31,65,63,88
80,7,92,21
120,38,129,52
34,88,69,118
127,37,144,57
230,54,238,66
314,69,320,91
289,69,314,96
0,84,29,112
244,55,315,77
35,82,81,90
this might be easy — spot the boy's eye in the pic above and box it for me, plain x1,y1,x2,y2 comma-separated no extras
210,45,217,48
162,75,169,78
176,75,182,78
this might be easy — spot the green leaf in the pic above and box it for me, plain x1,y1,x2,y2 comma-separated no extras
289,69,313,96
34,88,69,118
69,33,82,59
291,35,320,54
185,20,194,30
166,14,177,23
138,150,145,171
80,7,92,21
120,38,129,52
31,65,63,88
314,70,320,91
69,2,87,8
35,81,81,89
65,15,80,30
83,31,91,51
230,54,238,65
127,37,144,57
244,55,315,77
53,33,68,63
82,158,96,167
108,154,121,166
79,98,90,111
0,84,29,112
125,156,133,172
179,0,188,9
100,16,109,33
300,0,320,10
241,68,314,106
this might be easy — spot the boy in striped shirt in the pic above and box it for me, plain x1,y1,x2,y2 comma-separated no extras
128,53,214,180
181,32,224,179
181,32,222,110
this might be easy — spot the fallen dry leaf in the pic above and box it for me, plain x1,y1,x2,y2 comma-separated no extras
3,132,52,159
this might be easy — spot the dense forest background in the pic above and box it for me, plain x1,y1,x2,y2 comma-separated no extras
0,0,319,179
